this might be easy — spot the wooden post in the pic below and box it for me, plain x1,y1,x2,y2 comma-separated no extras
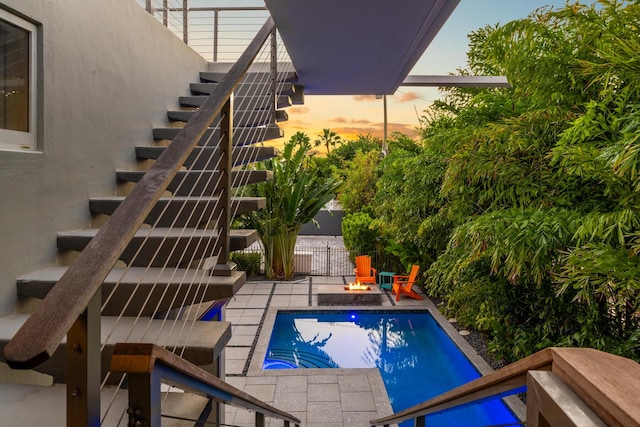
270,28,278,123
526,370,606,427
66,292,101,427
126,373,162,427
212,96,234,276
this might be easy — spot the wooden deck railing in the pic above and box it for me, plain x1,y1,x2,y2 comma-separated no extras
111,343,300,426
370,347,640,427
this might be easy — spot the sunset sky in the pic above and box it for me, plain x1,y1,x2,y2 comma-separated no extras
275,0,596,145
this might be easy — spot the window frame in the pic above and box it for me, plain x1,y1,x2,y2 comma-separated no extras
0,8,37,152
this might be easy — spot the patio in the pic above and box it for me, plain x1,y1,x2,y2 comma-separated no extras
222,275,523,426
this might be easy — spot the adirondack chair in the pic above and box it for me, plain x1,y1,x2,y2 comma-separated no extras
354,255,377,285
392,265,422,301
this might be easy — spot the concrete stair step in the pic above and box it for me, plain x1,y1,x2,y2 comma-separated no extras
200,70,298,83
206,60,294,74
17,267,245,317
57,228,257,267
152,125,283,145
167,109,288,125
116,169,272,195
190,82,295,97
290,84,304,105
179,94,292,109
90,196,265,228
0,314,230,383
135,145,278,168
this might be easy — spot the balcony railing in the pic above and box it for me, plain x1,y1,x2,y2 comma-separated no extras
135,0,282,63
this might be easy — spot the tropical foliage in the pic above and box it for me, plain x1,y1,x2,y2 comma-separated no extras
314,128,342,154
239,135,341,279
341,1,640,362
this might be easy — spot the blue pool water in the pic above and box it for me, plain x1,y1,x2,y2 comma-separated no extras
263,311,519,427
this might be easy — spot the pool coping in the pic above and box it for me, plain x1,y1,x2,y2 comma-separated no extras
247,301,526,422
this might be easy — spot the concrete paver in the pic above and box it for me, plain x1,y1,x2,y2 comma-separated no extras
222,273,429,426
221,271,525,426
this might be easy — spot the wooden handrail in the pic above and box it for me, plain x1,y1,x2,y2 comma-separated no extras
111,343,301,425
370,347,552,426
370,347,640,427
3,17,276,369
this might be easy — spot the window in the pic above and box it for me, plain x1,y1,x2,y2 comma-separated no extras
0,9,37,151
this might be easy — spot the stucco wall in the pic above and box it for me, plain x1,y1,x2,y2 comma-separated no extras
0,0,208,315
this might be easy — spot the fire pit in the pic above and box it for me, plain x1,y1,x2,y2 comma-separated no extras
344,282,371,291
317,282,382,306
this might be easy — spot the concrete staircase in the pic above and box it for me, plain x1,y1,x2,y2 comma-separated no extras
1,62,300,392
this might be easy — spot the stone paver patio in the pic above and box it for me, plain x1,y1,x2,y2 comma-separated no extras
221,275,523,426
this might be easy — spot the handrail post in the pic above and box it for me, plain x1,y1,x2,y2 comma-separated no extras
145,0,152,14
125,372,162,427
213,10,219,62
182,0,188,44
212,96,235,276
163,0,168,27
67,292,101,427
270,27,278,123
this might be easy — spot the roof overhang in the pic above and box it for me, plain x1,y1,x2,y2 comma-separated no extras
265,0,461,95
402,75,511,88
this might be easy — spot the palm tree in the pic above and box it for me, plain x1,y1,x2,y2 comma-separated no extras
314,128,342,154
241,135,342,279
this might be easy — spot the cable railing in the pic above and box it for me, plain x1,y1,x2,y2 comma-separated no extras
135,0,278,63
4,15,300,426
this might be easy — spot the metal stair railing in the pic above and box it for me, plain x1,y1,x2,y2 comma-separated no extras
369,347,640,427
111,343,301,427
137,0,274,63
3,16,299,426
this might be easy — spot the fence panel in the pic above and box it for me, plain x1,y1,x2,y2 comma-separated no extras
232,246,400,277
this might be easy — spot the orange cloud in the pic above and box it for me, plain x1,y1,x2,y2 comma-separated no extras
330,122,419,141
287,106,310,114
352,95,377,102
395,91,420,102
330,117,372,125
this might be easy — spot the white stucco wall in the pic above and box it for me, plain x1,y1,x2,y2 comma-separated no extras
0,0,208,315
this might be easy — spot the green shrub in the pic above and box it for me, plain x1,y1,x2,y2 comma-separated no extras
230,252,261,277
342,212,377,254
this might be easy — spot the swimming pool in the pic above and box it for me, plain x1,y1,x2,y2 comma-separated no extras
263,310,519,426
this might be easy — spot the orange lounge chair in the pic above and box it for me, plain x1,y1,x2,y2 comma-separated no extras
354,255,377,285
392,265,422,301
